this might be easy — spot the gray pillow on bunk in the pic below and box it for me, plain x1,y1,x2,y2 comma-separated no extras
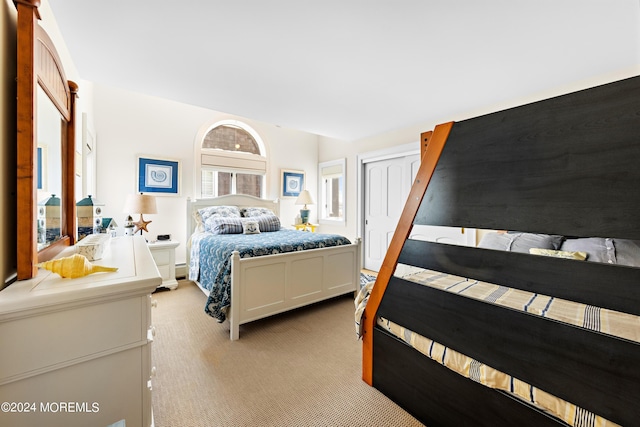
478,232,564,253
559,238,640,266
613,239,640,267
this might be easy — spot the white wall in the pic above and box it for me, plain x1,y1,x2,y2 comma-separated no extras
92,84,319,266
319,66,640,243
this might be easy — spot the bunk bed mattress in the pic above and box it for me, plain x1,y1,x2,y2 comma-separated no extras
377,268,639,427
190,229,352,321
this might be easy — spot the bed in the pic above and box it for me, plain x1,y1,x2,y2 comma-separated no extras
187,194,361,340
358,75,640,426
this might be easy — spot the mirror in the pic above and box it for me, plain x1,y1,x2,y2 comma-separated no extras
36,85,63,250
318,158,346,226
16,1,77,279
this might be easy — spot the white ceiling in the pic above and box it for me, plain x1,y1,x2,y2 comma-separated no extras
47,0,639,141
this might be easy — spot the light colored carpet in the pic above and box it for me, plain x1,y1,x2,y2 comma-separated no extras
151,281,424,427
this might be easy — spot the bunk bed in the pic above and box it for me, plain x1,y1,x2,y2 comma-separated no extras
360,75,640,426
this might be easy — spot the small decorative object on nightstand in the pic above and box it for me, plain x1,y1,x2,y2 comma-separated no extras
293,223,318,232
147,240,179,289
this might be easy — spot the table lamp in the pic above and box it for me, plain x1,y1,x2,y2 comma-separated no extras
295,190,314,224
123,193,157,235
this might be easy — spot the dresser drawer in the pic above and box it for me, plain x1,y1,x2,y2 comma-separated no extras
0,296,147,383
0,346,146,427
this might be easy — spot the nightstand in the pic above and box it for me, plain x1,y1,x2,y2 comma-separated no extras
147,240,179,289
293,223,318,232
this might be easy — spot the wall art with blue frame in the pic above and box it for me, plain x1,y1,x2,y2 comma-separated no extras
137,156,180,195
281,169,305,198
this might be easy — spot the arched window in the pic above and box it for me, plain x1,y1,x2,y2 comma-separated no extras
196,120,268,198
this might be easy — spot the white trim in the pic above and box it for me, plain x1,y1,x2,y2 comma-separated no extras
193,120,269,198
356,142,420,241
318,158,346,226
358,141,420,165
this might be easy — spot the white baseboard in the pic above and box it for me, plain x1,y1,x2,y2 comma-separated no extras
175,263,187,280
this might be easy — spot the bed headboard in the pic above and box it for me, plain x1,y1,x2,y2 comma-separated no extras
186,194,280,237
185,195,280,266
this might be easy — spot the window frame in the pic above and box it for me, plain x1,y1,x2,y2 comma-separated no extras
195,120,268,199
318,158,346,226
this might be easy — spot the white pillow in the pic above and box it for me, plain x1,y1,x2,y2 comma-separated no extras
242,220,260,235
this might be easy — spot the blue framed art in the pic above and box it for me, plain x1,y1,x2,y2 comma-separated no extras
281,169,305,197
138,156,180,195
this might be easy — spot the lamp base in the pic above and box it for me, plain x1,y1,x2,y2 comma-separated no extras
299,209,310,224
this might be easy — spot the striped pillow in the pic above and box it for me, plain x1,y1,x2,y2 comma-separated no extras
205,217,244,234
205,214,281,234
252,214,281,232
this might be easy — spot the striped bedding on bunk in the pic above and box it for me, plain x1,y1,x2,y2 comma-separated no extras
359,268,639,427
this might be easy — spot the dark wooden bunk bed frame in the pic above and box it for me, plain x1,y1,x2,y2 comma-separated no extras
361,75,640,426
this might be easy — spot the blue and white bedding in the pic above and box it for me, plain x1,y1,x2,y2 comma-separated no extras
189,229,352,322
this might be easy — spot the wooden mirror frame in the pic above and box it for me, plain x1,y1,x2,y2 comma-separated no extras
16,0,77,280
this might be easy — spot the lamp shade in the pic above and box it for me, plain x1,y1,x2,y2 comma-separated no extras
295,190,314,206
123,193,158,215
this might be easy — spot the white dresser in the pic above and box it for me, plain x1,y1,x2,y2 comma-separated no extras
0,236,161,427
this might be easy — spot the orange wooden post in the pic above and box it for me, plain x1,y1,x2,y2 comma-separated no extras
362,122,453,386
421,130,432,160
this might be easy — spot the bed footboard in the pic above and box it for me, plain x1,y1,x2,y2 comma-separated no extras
229,239,361,340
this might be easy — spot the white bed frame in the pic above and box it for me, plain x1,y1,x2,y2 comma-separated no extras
186,195,361,340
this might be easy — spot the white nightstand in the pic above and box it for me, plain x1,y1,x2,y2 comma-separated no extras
147,240,179,289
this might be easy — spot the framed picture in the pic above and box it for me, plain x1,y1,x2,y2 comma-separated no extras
281,169,305,197
137,156,180,195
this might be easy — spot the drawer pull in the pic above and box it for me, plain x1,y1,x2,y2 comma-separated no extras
147,326,156,341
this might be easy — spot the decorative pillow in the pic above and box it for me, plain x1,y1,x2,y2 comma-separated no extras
204,214,281,234
559,238,612,263
612,239,640,267
559,238,640,266
529,248,587,260
204,217,244,234
240,207,276,217
193,210,205,233
197,205,241,224
242,220,260,235
478,232,564,253
251,214,281,232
